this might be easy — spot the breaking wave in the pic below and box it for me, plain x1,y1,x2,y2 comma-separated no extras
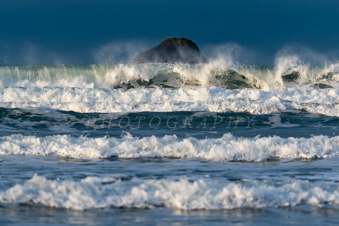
0,133,338,161
1,59,339,90
1,174,338,210
1,87,339,116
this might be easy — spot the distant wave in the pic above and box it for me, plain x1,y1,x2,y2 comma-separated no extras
1,60,339,90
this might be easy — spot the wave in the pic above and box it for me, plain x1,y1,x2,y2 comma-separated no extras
1,60,339,90
1,174,338,210
1,87,339,116
0,133,338,161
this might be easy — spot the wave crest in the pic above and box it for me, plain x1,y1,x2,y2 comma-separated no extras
0,133,338,161
1,174,338,210
1,59,339,90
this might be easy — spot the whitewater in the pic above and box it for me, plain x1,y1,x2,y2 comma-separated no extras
1,58,339,225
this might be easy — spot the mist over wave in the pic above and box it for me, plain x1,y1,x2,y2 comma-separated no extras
0,61,338,91
1,43,339,90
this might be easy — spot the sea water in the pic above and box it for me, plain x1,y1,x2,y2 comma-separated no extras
1,61,339,225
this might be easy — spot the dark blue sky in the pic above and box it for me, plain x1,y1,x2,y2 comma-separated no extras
0,0,338,65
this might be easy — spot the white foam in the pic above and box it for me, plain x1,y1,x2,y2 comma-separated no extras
0,133,338,161
1,174,338,210
1,87,339,116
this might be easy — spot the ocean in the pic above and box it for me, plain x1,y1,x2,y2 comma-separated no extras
1,60,339,225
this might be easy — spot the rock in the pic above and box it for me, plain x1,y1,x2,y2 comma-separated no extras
213,70,262,89
282,71,299,82
311,83,333,89
132,37,207,64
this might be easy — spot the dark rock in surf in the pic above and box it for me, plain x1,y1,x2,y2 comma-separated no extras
213,70,262,89
282,71,299,82
132,37,207,64
312,83,333,89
